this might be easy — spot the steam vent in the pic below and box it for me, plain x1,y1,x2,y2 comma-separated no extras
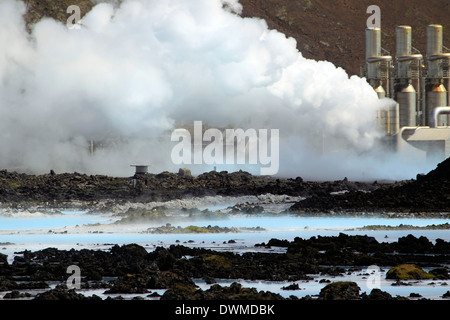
363,24,450,159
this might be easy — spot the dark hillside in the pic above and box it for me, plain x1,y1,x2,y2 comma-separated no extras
289,156,450,213
22,0,450,76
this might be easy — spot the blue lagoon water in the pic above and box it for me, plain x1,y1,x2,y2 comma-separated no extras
1,212,448,252
0,205,449,300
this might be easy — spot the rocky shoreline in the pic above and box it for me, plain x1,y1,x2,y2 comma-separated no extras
357,223,450,231
0,168,393,213
0,234,449,300
0,156,448,218
0,159,449,301
143,223,265,234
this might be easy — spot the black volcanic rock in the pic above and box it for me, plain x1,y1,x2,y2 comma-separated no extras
361,288,394,300
318,281,361,300
0,168,383,208
34,285,101,300
429,268,450,280
0,253,7,265
289,157,450,214
0,234,449,299
161,282,285,300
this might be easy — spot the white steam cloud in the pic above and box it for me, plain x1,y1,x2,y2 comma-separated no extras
0,0,437,180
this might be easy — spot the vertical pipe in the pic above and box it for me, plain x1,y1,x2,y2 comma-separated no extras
396,26,411,79
427,25,443,79
421,75,427,125
426,24,448,126
427,24,443,56
366,28,381,81
396,26,412,56
395,26,417,126
366,28,381,59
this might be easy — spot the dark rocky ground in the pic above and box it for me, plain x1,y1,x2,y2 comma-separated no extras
0,168,389,211
1,160,447,302
288,157,450,215
0,234,449,300
0,151,448,302
0,155,448,217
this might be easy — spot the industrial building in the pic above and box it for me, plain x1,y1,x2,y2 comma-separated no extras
363,24,450,160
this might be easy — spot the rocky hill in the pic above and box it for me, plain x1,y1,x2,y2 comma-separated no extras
288,156,450,214
21,0,450,76
22,0,94,30
239,0,450,75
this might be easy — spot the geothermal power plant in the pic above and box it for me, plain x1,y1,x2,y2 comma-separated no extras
363,24,450,160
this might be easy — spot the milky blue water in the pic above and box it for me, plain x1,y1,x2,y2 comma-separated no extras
0,212,448,252
0,206,449,300
0,212,114,230
194,270,450,300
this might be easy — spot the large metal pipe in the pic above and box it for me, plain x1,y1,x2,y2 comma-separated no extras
395,26,423,78
425,25,449,126
366,28,381,80
427,25,443,56
396,26,412,79
426,25,449,79
366,28,381,60
429,106,450,128
366,28,392,97
397,26,412,56
395,26,422,127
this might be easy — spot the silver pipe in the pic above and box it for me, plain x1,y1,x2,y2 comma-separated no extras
367,56,393,62
427,25,446,79
427,25,443,56
428,53,450,61
396,54,423,62
429,106,450,128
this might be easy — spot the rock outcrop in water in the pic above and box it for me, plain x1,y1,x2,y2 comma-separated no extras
34,285,102,300
0,234,449,300
143,223,264,234
318,281,361,300
161,282,285,300
386,264,434,280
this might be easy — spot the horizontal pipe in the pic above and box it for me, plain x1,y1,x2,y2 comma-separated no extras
367,56,392,62
428,53,450,61
397,54,423,61
429,106,450,128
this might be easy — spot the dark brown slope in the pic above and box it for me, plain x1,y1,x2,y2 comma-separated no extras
239,0,450,76
22,0,450,76
289,157,450,213
22,0,94,30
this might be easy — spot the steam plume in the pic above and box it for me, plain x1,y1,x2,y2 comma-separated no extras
0,0,436,179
